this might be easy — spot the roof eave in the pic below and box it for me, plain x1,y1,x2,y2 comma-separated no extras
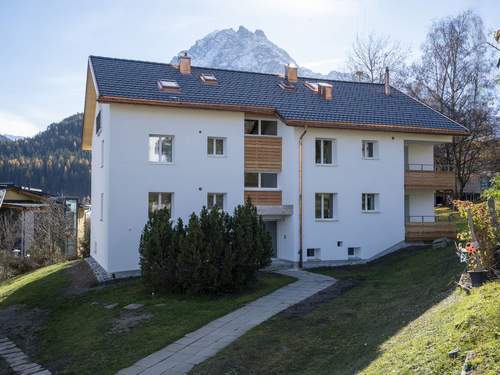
81,59,99,151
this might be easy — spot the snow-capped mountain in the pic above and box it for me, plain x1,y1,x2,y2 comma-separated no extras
0,134,24,142
171,26,350,80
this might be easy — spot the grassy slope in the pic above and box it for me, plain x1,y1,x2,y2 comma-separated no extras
192,247,499,375
0,262,294,375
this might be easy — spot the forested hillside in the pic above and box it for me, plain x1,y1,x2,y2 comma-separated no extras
0,114,90,198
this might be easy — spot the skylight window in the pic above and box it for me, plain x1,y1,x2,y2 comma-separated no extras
278,81,296,91
200,73,218,84
157,80,180,92
304,81,319,92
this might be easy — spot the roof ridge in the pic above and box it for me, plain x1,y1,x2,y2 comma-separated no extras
88,55,384,86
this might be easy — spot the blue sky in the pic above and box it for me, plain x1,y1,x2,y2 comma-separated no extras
0,0,498,136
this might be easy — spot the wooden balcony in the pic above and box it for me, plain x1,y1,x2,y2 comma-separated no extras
244,190,282,206
405,164,455,191
405,216,457,241
245,136,282,172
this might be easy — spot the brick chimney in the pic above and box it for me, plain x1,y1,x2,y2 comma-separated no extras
285,63,298,83
384,67,391,96
179,52,191,74
318,82,333,100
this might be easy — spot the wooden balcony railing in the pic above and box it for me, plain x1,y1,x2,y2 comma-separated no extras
405,164,455,190
405,215,457,241
244,190,282,206
245,136,282,172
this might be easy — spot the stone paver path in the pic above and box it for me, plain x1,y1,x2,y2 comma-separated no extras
0,337,51,374
117,269,335,375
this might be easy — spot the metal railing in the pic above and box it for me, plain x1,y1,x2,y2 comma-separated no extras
405,215,458,224
405,164,454,172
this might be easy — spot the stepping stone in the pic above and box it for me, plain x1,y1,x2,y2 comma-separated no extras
104,303,118,309
154,303,166,307
124,304,144,310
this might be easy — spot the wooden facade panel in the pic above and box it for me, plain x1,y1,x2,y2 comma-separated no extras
244,191,282,206
244,136,282,171
405,171,455,190
405,223,457,241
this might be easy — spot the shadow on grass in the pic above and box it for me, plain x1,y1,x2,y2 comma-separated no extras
191,246,464,375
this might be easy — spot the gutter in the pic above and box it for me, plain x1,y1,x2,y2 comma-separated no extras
298,125,308,269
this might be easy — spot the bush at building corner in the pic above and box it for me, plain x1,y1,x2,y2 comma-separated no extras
139,200,273,294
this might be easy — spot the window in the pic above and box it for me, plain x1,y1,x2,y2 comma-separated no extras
244,119,278,136
100,140,104,168
99,193,104,221
315,193,336,220
207,193,224,209
362,140,378,159
348,247,361,258
306,248,320,258
148,192,172,218
362,193,378,212
315,139,335,165
157,80,180,92
207,137,225,156
200,73,218,84
149,135,173,163
95,110,102,135
244,172,278,189
337,241,343,247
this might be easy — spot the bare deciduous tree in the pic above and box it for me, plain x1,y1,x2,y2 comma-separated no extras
0,210,20,252
30,199,71,264
408,11,496,198
347,32,407,86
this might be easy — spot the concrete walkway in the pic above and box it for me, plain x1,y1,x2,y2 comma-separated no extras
117,269,335,375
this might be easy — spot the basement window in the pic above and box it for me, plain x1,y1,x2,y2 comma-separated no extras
158,80,180,92
347,247,361,258
200,73,218,84
307,248,320,258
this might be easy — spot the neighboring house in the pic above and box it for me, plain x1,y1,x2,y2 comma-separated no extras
0,183,88,257
81,55,468,274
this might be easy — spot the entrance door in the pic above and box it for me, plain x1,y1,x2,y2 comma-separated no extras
264,221,277,257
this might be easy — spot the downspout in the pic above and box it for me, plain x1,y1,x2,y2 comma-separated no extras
298,126,308,268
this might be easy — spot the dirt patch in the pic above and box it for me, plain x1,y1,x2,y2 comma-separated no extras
0,304,49,362
62,260,98,296
109,310,153,334
279,279,360,318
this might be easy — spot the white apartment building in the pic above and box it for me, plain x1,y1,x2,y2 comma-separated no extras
82,55,467,274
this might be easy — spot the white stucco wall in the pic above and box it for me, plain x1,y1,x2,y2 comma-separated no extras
90,103,110,270
105,104,245,273
89,101,452,271
406,142,435,170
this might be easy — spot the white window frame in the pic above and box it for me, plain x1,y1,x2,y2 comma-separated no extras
244,119,278,137
362,140,378,159
347,247,361,258
207,137,226,157
207,193,225,210
361,193,379,213
148,192,173,218
306,248,321,259
148,134,174,164
315,138,336,166
244,172,279,190
315,193,338,220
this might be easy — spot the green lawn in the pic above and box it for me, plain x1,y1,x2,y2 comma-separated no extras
191,246,499,375
0,262,295,375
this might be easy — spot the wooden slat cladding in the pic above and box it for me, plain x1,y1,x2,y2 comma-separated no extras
405,171,455,190
244,191,282,206
244,136,282,172
405,223,457,241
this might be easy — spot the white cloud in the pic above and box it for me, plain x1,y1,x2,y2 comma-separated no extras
0,110,40,137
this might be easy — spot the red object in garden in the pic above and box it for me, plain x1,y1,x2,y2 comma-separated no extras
465,242,477,254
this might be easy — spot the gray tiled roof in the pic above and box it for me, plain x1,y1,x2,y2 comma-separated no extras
89,56,467,134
